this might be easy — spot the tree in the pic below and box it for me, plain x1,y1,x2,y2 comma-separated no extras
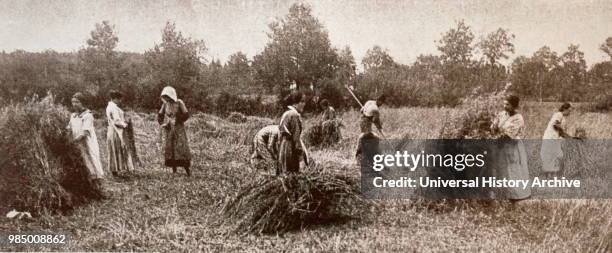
78,21,122,107
600,37,612,60
533,46,559,70
337,46,356,82
437,20,474,65
559,44,587,100
252,3,339,95
223,52,254,93
144,22,207,110
478,28,515,66
510,56,546,98
362,45,395,70
412,54,442,81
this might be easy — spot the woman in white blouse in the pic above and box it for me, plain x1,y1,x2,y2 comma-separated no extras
106,90,135,176
491,95,531,201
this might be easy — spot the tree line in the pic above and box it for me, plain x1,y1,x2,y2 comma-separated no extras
1,3,611,115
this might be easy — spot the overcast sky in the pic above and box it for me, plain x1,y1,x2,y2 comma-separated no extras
1,0,611,67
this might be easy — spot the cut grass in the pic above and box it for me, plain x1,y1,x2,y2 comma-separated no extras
1,104,611,252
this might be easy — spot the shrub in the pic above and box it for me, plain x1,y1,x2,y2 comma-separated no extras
215,92,280,117
0,95,101,215
589,93,612,112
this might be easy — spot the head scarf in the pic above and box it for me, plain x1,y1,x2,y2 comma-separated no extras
161,86,178,102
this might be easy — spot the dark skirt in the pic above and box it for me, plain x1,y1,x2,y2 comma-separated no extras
162,123,192,167
277,137,300,175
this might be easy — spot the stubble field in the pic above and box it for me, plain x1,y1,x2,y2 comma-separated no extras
2,102,611,252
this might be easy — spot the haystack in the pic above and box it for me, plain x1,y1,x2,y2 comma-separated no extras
430,90,508,198
304,120,342,147
0,95,102,215
222,169,366,234
227,111,247,123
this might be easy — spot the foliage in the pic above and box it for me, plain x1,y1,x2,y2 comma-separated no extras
0,13,610,114
600,37,612,60
437,20,474,65
252,3,342,98
78,21,123,108
477,28,515,66
213,91,280,117
362,46,396,71
143,22,208,111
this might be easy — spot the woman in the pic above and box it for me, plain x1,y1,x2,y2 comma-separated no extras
277,92,309,175
319,99,341,144
157,86,192,176
541,103,572,177
106,90,135,176
67,93,106,194
491,95,531,201
250,124,279,171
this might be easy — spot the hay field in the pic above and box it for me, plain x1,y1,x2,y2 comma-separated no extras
2,103,611,252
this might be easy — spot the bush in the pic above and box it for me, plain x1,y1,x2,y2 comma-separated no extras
215,92,280,117
0,95,101,215
589,93,612,112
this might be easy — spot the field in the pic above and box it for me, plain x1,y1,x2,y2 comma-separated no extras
2,103,611,252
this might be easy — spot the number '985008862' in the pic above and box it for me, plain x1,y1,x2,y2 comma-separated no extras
1,233,69,245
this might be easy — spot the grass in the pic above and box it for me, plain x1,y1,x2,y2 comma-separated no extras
1,102,611,252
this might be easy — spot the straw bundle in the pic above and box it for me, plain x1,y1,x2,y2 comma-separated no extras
0,95,102,214
222,170,366,234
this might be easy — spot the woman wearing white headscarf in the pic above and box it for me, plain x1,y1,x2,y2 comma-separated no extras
157,86,192,176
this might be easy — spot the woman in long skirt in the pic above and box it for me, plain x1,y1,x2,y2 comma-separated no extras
106,90,135,176
541,103,572,177
277,92,309,175
68,92,106,195
491,95,531,201
157,86,192,176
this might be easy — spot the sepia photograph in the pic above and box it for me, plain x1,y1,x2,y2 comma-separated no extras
0,0,611,252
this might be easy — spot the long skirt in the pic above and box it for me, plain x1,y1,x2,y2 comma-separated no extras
161,123,191,167
107,127,135,173
79,139,105,180
541,140,563,173
497,140,531,200
277,137,300,175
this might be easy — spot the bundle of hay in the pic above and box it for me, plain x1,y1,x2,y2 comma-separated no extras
222,170,366,234
439,89,505,139
0,95,102,215
227,111,247,123
304,120,342,147
431,88,509,198
562,128,601,178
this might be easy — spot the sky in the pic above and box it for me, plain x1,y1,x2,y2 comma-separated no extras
1,0,611,67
